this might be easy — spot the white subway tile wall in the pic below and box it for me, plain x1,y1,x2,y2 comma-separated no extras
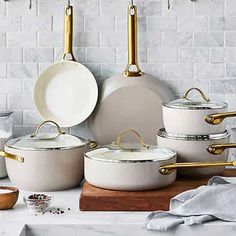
0,0,236,147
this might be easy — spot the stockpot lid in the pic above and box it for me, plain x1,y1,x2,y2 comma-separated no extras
85,129,176,163
157,128,230,141
5,120,89,151
163,87,227,110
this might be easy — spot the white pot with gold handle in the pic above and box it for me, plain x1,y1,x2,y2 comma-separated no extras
2,120,97,192
163,87,229,135
157,128,231,176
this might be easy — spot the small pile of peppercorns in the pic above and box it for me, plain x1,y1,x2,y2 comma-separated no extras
49,207,71,215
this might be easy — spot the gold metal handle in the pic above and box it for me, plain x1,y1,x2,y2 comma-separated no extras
160,161,236,175
207,143,236,155
182,87,210,102
123,5,142,77
205,112,236,125
0,150,24,163
113,129,149,150
89,141,98,149
61,4,76,61
31,120,66,140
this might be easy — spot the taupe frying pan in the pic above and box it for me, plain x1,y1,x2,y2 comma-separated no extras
34,3,98,128
88,3,173,145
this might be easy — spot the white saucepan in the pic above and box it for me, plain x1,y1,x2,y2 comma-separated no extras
88,4,173,145
34,4,98,128
1,121,97,191
85,130,236,191
157,128,234,176
163,87,229,135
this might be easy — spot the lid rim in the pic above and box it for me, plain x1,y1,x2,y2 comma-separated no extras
85,146,177,163
5,134,90,151
157,128,230,141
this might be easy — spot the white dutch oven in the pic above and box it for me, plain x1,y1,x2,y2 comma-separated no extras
157,129,232,176
1,120,97,191
163,87,229,135
85,130,236,191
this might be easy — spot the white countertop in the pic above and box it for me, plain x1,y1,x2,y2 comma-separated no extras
1,178,236,236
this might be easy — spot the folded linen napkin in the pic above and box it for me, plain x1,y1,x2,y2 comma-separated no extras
146,175,236,231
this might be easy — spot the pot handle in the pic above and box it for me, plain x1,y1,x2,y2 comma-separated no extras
61,3,76,61
0,150,24,163
123,4,142,77
205,112,236,125
89,141,98,149
182,87,210,102
31,120,66,140
113,129,149,150
207,143,236,155
159,161,236,175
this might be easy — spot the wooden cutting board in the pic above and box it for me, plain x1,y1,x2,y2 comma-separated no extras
79,170,236,211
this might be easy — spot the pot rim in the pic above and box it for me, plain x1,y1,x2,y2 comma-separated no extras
163,102,227,110
85,146,177,163
5,134,90,151
157,128,230,141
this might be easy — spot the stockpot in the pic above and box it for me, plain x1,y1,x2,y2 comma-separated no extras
85,130,236,191
162,87,234,135
1,120,97,191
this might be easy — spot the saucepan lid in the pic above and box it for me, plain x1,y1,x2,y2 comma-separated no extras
163,87,227,110
85,130,176,163
5,120,89,151
157,128,230,141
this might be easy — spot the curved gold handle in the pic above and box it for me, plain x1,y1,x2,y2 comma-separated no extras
160,161,236,175
205,112,236,125
123,5,142,77
0,150,24,163
113,129,149,150
89,141,98,149
207,143,236,155
61,4,76,61
182,87,210,102
31,120,66,140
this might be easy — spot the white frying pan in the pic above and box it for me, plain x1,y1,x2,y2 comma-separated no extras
88,4,173,145
34,4,98,128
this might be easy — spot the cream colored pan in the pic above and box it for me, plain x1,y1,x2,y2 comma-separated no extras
88,3,173,145
34,4,98,128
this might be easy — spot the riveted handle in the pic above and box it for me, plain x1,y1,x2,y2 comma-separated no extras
89,141,98,149
207,143,236,155
0,150,24,163
160,161,236,175
205,112,236,125
113,129,149,150
123,5,142,77
31,120,66,140
183,87,210,102
61,4,76,61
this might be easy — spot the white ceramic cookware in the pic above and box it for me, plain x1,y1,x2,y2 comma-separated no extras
34,3,98,128
163,87,229,135
85,130,236,191
157,128,233,176
88,4,173,145
1,121,97,191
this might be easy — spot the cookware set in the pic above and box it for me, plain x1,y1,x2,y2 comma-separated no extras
0,1,236,192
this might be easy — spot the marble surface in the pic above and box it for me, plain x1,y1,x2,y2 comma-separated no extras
1,178,236,236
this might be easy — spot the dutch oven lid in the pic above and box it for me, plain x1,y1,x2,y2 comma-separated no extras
5,121,89,151
85,130,176,163
163,88,227,110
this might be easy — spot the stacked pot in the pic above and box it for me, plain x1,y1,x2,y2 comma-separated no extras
157,87,236,176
